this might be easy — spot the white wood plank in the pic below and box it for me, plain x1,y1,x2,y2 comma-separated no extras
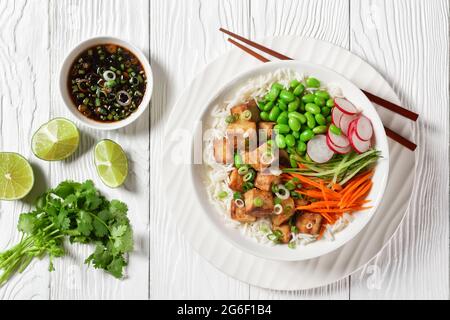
0,0,51,300
248,0,351,299
47,0,149,299
349,0,449,299
149,0,251,299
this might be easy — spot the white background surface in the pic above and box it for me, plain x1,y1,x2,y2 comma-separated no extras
0,0,448,300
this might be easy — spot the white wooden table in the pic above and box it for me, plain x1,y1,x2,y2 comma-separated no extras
0,0,448,300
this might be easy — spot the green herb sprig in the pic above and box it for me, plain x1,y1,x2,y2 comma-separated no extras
0,180,133,286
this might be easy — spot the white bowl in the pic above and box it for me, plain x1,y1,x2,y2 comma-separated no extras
192,60,389,261
59,36,153,130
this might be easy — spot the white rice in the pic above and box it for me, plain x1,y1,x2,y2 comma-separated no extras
203,68,352,247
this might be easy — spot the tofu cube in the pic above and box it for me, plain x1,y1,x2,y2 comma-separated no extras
272,224,291,244
296,212,323,235
258,122,276,140
244,188,274,217
245,142,275,171
230,200,256,223
213,138,234,164
230,100,260,123
271,197,295,226
228,168,244,192
254,173,281,192
227,120,257,151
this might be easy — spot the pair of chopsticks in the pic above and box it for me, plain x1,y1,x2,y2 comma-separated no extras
219,28,418,151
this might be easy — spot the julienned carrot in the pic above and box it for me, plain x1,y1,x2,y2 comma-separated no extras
339,172,373,207
304,207,372,214
288,173,340,197
320,212,334,224
296,190,340,200
348,181,373,205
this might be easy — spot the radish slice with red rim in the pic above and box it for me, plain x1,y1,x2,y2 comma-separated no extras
327,127,349,148
349,130,371,154
339,114,358,136
334,97,359,115
331,107,344,126
307,135,334,163
326,135,351,154
355,115,373,141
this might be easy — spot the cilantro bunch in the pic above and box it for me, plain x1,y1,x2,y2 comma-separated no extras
0,180,133,286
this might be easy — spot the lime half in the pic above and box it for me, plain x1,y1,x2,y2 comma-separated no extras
0,153,34,200
32,118,80,161
94,139,128,188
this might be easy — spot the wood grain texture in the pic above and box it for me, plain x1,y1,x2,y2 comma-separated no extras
149,0,251,299
0,0,51,300
248,0,351,299
47,0,150,300
349,0,449,299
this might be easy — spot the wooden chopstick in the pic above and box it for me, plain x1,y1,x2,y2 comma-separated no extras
222,29,417,151
220,28,419,122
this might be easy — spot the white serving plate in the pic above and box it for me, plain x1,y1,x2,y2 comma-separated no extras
163,36,415,290
192,60,389,261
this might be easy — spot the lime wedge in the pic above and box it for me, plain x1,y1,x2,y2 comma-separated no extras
32,118,80,161
94,139,128,188
0,153,34,200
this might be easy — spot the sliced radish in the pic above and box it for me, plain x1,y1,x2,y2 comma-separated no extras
349,130,371,154
354,115,373,141
307,135,334,163
326,135,351,154
339,114,358,136
334,97,359,115
327,127,349,148
331,107,344,126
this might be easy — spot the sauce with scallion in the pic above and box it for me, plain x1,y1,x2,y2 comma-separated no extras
68,44,147,122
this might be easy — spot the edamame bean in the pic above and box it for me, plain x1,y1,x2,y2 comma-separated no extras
297,140,307,153
269,106,281,121
293,83,305,96
315,90,330,100
263,101,274,111
280,90,295,102
267,86,280,101
273,82,284,90
288,117,301,132
326,98,335,107
329,124,342,135
260,111,270,121
285,134,296,147
290,79,300,89
275,134,286,149
314,96,325,106
277,111,289,125
288,111,306,124
302,93,315,103
313,125,327,134
300,129,314,142
292,131,300,139
306,77,320,88
288,98,300,112
327,115,332,123
315,113,327,125
257,101,265,110
305,112,316,129
321,107,331,116
305,103,321,115
274,123,290,134
278,100,287,111
299,101,306,112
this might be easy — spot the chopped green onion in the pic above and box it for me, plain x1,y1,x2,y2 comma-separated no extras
217,191,228,199
253,197,263,207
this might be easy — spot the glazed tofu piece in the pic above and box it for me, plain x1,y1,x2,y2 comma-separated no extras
227,120,257,151
228,168,244,192
230,100,260,123
244,142,275,171
258,122,276,140
272,223,291,244
296,212,323,235
254,173,281,192
213,138,234,164
244,188,274,217
230,200,256,223
294,198,310,208
271,197,295,226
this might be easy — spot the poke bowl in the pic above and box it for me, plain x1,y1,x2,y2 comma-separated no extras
191,60,389,261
